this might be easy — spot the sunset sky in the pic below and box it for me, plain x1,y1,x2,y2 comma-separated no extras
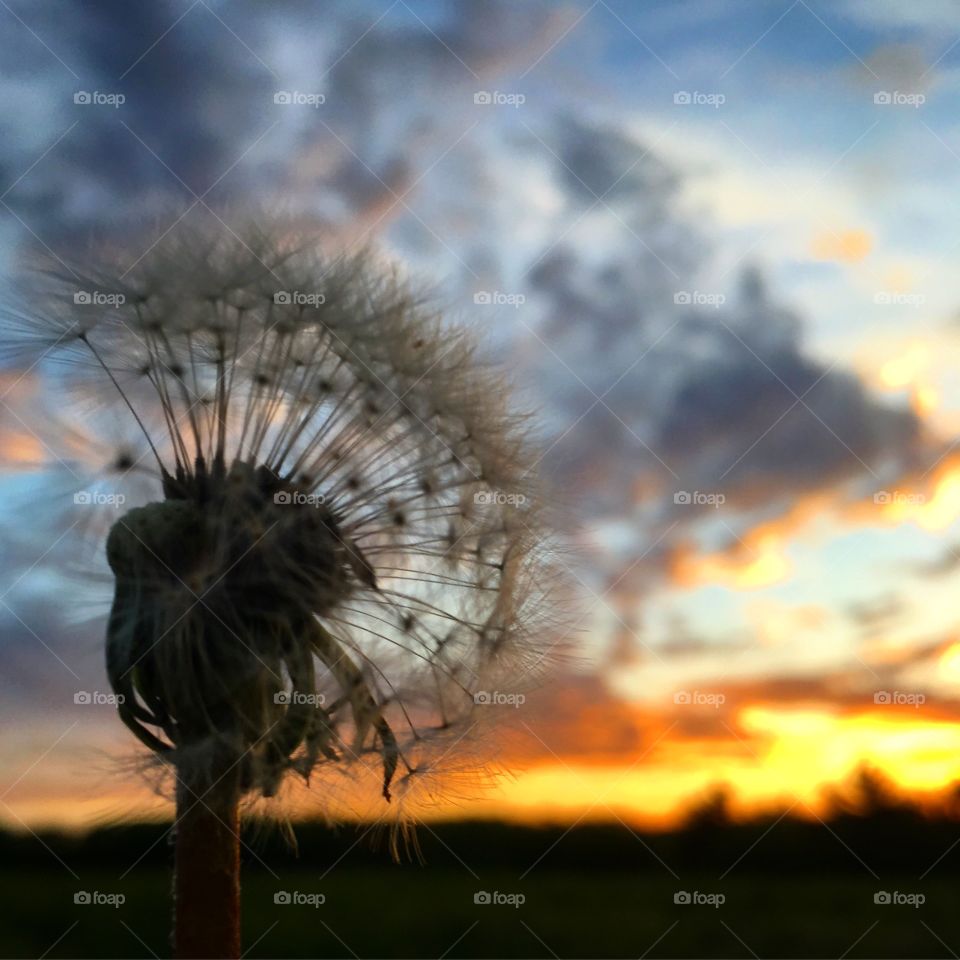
5,0,960,833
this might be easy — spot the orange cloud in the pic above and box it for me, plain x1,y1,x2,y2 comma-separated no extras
656,446,960,601
663,495,836,592
669,531,791,589
869,454,960,531
811,229,872,263
0,430,43,466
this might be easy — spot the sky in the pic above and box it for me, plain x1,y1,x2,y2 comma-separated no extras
5,0,960,832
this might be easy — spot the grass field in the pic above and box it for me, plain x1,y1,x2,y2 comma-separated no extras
2,814,957,958
1,867,954,958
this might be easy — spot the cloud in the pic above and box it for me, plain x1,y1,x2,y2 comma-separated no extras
523,117,926,549
850,43,937,95
839,1,960,34
909,543,960,578
0,0,575,252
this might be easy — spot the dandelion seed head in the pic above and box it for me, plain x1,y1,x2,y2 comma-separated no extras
8,220,562,813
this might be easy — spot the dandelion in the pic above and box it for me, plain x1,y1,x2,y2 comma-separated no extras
8,221,556,958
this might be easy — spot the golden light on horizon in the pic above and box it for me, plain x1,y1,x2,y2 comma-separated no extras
461,705,960,826
6,703,960,833
739,705,960,794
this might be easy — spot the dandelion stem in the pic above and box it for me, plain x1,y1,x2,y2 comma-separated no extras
174,757,241,960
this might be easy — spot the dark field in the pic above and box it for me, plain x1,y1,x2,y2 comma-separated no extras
3,800,960,959
3,866,956,958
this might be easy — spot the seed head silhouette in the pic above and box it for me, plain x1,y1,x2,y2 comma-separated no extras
13,222,557,810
